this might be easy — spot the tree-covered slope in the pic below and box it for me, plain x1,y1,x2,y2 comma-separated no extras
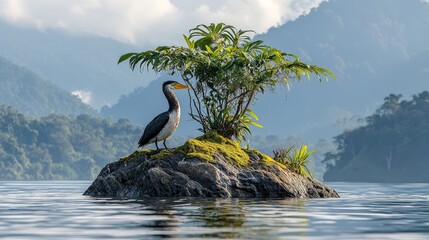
0,105,142,180
323,91,429,183
0,57,95,117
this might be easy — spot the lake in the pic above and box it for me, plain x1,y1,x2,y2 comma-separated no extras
0,181,428,239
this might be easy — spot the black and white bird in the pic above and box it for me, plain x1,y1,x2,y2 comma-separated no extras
138,81,189,150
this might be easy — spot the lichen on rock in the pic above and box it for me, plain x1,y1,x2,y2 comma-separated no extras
84,132,339,199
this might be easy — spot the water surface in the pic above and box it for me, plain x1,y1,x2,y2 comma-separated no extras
0,181,428,239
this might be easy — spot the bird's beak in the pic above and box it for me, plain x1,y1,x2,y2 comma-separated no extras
174,83,189,89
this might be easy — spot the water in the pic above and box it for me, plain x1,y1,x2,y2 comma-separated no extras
0,182,428,240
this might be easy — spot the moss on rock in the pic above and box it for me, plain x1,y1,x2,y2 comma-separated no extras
119,149,154,162
180,132,249,166
85,132,340,198
151,148,181,159
121,132,285,169
246,149,287,169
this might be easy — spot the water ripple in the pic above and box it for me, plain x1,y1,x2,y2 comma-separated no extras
0,181,428,239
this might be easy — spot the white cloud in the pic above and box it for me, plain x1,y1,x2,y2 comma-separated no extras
0,0,326,47
71,90,92,104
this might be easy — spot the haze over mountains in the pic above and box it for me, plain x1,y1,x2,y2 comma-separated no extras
0,57,94,116
0,20,151,108
255,0,429,140
1,0,428,143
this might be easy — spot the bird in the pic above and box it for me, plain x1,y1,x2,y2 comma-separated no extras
138,80,189,150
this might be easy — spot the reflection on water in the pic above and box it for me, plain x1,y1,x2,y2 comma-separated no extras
0,181,428,239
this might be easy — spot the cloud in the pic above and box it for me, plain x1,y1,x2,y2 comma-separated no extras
0,0,327,47
71,90,92,104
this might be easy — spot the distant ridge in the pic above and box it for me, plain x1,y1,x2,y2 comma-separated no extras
0,56,96,117
0,20,149,108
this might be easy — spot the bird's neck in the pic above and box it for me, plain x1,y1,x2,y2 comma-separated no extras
164,86,180,112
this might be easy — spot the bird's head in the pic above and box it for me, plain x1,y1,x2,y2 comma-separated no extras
163,81,189,90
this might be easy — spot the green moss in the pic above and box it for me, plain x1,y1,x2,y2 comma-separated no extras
180,132,249,166
151,148,183,159
246,149,287,169
195,131,228,144
120,133,285,167
119,149,154,162
186,152,216,163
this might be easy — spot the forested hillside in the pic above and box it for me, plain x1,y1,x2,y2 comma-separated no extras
324,91,429,183
0,105,144,180
0,57,95,116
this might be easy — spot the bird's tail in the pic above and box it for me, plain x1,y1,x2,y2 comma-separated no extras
138,135,146,148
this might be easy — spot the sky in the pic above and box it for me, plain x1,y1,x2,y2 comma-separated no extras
0,0,326,47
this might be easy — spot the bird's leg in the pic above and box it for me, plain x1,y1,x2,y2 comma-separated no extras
163,140,168,149
155,141,160,151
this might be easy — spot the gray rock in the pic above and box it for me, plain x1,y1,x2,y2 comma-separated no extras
84,151,339,198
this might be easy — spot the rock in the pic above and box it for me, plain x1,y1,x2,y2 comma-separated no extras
84,135,339,198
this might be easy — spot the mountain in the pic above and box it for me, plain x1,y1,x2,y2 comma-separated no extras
252,0,429,141
0,21,153,108
0,57,95,116
323,91,429,183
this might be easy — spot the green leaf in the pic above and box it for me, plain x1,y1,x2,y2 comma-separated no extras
247,109,259,121
247,121,263,128
183,34,194,48
205,45,214,54
118,52,136,64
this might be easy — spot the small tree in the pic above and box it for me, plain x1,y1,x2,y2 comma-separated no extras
119,23,334,140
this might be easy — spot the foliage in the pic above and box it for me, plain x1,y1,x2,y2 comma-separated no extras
0,104,144,180
273,145,316,177
291,145,316,178
119,23,334,140
323,91,429,182
273,145,295,164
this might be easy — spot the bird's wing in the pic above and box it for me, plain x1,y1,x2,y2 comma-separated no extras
138,111,170,147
